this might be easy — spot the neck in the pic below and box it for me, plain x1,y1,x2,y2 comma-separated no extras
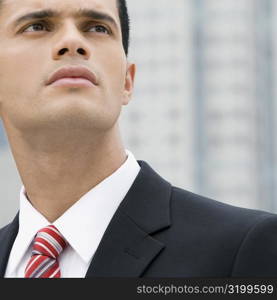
6,123,127,223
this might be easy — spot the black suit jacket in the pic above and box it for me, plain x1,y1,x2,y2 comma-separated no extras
1,161,277,277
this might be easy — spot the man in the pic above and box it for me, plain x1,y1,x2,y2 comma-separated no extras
0,0,276,278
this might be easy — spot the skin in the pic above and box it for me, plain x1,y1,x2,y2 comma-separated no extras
0,0,136,222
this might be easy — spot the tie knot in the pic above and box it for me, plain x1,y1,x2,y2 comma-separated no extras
32,225,67,259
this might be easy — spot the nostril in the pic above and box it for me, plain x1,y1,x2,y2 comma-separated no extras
57,48,86,56
77,48,86,55
59,48,68,55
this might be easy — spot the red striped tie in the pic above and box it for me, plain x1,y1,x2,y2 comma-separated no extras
25,225,67,278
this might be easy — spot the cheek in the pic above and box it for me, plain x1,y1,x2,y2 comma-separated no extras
102,55,127,94
95,57,126,122
0,39,47,80
0,58,43,121
0,45,44,98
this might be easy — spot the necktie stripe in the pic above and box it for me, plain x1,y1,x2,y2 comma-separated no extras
26,255,47,275
47,226,62,236
49,268,60,278
28,256,49,277
38,231,63,251
25,225,67,278
25,256,45,277
34,241,56,258
38,232,63,252
34,259,56,278
34,237,59,257
43,265,60,278
25,254,42,274
30,257,51,278
40,227,67,248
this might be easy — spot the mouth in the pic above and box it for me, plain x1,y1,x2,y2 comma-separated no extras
49,77,95,88
46,66,98,88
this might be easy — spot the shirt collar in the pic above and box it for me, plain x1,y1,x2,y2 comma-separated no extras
10,150,140,273
7,188,50,276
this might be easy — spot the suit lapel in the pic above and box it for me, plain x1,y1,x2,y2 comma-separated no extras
0,213,19,277
85,161,172,277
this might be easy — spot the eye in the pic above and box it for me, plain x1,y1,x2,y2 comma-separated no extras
87,25,110,34
23,22,49,32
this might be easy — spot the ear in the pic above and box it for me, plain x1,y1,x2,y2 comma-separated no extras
122,62,136,106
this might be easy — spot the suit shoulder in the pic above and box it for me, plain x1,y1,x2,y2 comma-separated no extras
169,186,276,230
0,213,19,239
0,222,14,237
0,223,11,233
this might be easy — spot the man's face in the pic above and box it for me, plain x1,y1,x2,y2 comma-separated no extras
0,0,135,135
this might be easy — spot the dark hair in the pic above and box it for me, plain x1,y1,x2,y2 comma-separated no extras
117,0,130,56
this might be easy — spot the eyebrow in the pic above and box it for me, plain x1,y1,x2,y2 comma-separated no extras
13,8,118,29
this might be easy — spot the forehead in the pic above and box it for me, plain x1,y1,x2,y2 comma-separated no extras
1,0,119,22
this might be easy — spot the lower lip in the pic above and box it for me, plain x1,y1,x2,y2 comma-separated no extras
50,78,95,88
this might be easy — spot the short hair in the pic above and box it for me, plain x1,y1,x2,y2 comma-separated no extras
0,0,130,56
117,0,130,56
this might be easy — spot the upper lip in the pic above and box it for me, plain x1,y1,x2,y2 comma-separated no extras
46,66,98,86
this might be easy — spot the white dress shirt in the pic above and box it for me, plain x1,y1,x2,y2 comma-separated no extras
4,150,140,278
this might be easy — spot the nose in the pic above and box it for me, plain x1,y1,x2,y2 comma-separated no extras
52,23,91,60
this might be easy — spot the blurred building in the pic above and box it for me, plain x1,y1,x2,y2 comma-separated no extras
192,0,261,209
0,126,22,227
122,0,276,211
0,0,276,227
191,0,276,210
120,0,195,190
